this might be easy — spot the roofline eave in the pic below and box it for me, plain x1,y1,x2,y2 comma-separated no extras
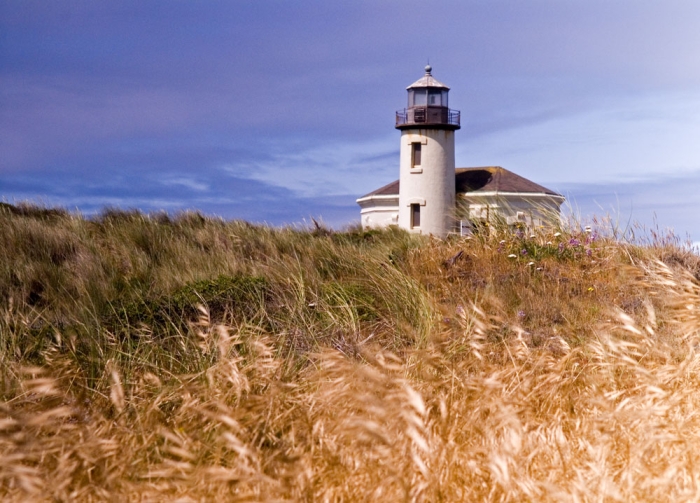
459,191,565,201
356,194,400,204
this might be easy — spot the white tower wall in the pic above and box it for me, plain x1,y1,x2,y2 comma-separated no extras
398,128,456,237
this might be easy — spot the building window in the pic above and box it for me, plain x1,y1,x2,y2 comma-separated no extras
411,203,421,228
428,89,442,106
411,143,422,167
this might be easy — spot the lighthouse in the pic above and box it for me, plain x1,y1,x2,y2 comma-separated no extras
396,65,460,237
356,67,563,235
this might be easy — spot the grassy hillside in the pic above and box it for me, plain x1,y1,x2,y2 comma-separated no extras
1,202,700,501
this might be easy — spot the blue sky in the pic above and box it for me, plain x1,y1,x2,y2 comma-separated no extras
1,1,699,242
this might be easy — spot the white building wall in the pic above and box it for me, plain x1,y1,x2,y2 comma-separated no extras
459,193,565,229
397,129,455,237
357,196,399,229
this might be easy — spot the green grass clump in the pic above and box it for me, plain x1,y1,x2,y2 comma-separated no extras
2,203,700,501
110,274,270,332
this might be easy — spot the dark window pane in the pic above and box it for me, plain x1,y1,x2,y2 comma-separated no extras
412,143,421,167
411,204,421,228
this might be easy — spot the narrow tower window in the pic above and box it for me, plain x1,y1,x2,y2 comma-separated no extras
411,204,421,228
411,143,422,167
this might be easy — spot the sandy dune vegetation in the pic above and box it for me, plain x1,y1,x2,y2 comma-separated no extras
2,203,700,501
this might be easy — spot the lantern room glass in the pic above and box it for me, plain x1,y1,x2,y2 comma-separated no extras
408,88,448,107
408,89,427,106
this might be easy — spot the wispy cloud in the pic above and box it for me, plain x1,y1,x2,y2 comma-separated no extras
459,90,700,184
220,135,397,199
559,170,700,241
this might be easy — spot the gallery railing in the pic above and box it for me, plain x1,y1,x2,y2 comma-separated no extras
395,106,460,128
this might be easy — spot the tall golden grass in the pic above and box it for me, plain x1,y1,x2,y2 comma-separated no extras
1,203,700,501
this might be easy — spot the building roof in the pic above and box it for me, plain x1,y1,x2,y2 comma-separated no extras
358,166,562,199
456,167,562,196
406,65,450,90
361,179,400,198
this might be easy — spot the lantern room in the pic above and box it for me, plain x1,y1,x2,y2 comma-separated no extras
396,65,460,130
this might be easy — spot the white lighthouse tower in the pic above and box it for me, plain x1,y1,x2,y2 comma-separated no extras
396,65,460,237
